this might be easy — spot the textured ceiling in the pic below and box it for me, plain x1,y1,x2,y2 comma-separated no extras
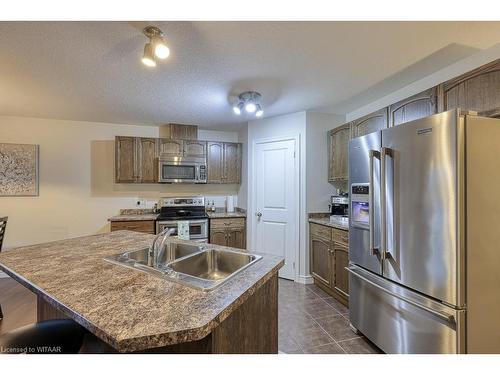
1,21,500,130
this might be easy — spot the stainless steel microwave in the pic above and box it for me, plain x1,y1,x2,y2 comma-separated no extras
158,156,207,183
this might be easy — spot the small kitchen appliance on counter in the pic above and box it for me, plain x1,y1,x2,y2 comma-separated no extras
156,196,209,242
329,193,349,227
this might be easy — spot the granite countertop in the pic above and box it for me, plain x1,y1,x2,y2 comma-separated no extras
206,210,247,219
108,214,159,222
0,231,283,352
108,208,159,222
308,217,349,231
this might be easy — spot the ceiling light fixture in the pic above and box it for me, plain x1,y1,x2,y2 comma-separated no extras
233,91,264,117
233,102,244,115
142,26,170,67
141,43,157,67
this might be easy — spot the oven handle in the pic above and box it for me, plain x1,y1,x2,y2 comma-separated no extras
157,219,208,225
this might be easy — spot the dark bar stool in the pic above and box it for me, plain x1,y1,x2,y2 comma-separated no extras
0,216,7,320
0,319,86,354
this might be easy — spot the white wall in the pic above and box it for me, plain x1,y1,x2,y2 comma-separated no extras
347,42,500,121
243,111,344,283
0,116,239,252
236,125,248,210
198,129,238,143
305,112,345,213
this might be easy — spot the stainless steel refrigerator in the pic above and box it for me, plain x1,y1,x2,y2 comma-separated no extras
348,109,500,354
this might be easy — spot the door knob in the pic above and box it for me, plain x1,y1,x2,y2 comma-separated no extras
256,212,262,218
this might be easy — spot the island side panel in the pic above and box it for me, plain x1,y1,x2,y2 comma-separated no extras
211,273,278,354
37,296,71,322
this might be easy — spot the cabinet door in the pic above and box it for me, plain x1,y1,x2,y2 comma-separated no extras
115,136,137,183
310,236,332,286
223,143,242,184
227,227,246,249
351,108,388,138
439,59,500,114
158,139,183,157
207,142,224,183
110,220,155,234
183,140,207,158
210,228,228,246
333,244,349,298
328,124,351,182
137,138,158,183
169,123,198,140
389,87,437,127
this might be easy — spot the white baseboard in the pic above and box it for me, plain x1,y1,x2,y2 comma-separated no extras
296,274,314,284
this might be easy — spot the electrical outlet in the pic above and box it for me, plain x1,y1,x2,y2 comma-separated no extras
135,198,147,208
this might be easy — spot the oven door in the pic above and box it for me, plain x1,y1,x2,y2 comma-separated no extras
156,219,208,240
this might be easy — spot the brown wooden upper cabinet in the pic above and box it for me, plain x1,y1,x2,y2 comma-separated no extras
160,123,198,140
115,136,158,183
223,143,241,184
158,138,184,158
183,140,207,158
207,142,242,184
389,87,438,127
351,107,388,138
328,124,350,182
137,137,158,183
438,59,500,115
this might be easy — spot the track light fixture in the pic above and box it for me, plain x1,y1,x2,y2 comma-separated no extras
232,91,264,117
142,26,170,67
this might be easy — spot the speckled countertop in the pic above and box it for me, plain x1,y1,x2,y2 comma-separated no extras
108,208,159,222
0,231,283,352
206,209,247,219
108,214,159,222
308,214,349,231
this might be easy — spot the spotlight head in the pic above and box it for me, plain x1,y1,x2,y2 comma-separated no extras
141,43,156,67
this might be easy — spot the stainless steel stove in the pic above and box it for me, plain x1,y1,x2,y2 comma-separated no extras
156,196,209,242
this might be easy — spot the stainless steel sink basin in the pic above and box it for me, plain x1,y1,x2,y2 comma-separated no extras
167,248,262,290
105,242,204,275
104,242,261,291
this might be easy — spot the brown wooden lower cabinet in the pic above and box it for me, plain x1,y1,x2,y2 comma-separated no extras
309,222,349,306
110,220,156,234
209,218,246,249
333,243,349,298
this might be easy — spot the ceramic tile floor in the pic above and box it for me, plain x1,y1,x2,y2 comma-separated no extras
278,278,382,354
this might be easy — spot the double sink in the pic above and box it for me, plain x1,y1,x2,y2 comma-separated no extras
104,242,262,291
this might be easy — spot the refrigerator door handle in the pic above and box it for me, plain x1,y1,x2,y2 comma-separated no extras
347,267,456,324
380,147,394,260
368,150,380,255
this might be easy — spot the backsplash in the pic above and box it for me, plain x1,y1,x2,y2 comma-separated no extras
131,195,238,209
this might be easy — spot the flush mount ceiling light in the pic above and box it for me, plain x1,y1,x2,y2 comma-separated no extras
141,26,170,67
233,91,264,117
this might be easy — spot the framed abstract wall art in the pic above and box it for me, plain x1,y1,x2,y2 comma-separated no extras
0,143,39,196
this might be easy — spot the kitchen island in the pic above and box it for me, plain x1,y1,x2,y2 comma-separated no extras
0,231,283,353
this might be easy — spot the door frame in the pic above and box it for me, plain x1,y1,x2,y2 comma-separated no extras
249,134,300,282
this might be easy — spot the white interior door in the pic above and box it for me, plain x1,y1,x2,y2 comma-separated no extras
254,139,297,280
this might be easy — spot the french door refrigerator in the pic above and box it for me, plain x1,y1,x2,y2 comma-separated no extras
348,109,500,354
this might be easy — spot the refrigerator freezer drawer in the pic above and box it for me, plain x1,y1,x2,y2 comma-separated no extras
348,265,465,354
